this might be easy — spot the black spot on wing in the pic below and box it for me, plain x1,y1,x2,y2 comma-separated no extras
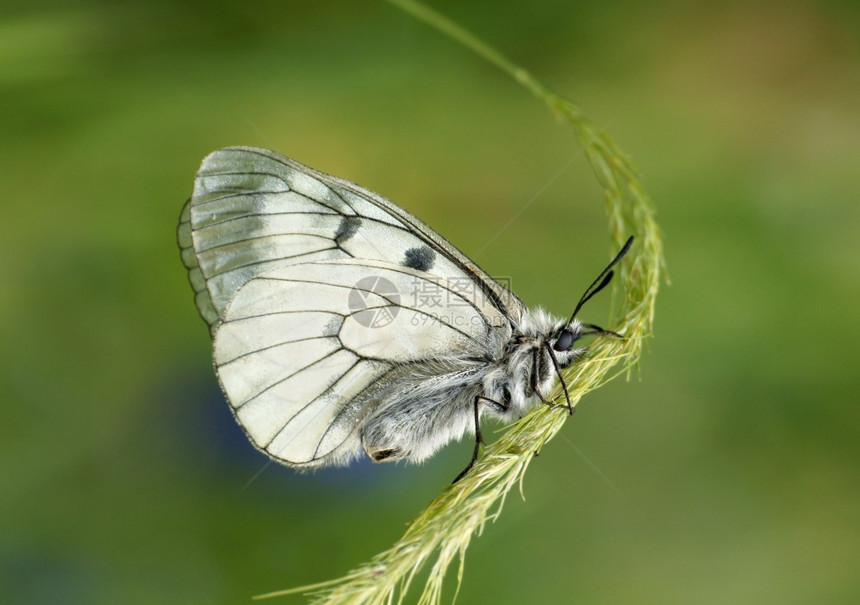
403,245,436,272
334,216,362,244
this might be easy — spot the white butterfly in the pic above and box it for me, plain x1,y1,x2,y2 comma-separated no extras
178,147,632,480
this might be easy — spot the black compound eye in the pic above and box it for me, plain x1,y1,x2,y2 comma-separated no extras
553,328,575,352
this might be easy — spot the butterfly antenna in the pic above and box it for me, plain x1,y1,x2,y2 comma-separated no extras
567,236,634,324
545,343,574,415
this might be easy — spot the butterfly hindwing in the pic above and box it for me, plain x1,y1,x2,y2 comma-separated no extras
213,259,510,466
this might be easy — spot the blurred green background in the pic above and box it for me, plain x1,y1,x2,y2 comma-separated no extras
3,1,859,603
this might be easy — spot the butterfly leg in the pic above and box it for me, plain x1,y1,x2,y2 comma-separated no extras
532,348,571,413
453,396,508,483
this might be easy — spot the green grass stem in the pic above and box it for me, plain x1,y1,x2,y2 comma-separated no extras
258,1,663,602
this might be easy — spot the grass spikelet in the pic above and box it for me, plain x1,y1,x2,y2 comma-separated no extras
257,1,664,602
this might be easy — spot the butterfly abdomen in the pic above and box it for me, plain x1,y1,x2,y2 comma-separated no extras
360,365,487,464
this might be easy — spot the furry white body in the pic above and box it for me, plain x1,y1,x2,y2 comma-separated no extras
359,308,584,466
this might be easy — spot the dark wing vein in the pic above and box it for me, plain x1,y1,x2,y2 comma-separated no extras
263,357,360,449
311,362,397,460
255,275,485,343
236,345,346,411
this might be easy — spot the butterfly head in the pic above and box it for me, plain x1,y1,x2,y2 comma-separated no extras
541,237,634,412
552,325,578,353
547,321,585,370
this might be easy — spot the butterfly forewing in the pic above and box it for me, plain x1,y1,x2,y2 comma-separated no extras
178,147,524,329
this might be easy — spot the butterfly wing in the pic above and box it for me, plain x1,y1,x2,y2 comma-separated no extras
178,146,525,466
214,258,509,466
178,146,524,330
